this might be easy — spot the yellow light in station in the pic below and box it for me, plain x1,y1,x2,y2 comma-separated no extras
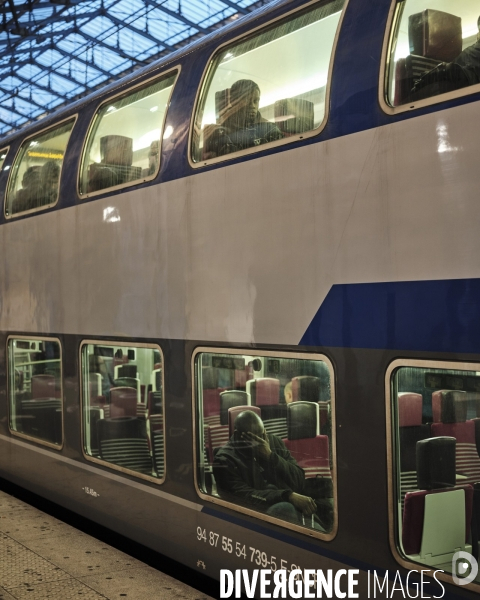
27,151,64,159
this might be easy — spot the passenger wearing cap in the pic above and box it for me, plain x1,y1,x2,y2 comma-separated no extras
40,160,60,206
204,79,283,158
412,15,480,95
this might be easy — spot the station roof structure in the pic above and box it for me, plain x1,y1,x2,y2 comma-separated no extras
0,0,268,136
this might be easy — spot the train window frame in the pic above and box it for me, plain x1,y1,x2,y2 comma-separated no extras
188,0,350,169
192,346,338,542
4,115,77,219
79,339,167,485
77,66,180,200
386,358,480,591
7,335,64,451
379,0,480,116
0,147,9,173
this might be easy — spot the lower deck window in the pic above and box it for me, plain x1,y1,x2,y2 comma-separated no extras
391,363,480,583
8,337,63,447
81,342,164,480
195,350,335,537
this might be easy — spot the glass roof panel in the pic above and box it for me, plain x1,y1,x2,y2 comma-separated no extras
0,0,271,137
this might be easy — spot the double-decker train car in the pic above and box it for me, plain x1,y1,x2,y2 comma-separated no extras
0,0,480,596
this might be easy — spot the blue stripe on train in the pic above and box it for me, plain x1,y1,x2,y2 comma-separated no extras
300,279,480,354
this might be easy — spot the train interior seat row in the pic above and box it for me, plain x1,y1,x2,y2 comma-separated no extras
394,9,465,106
202,374,331,456
86,362,164,478
213,89,315,134
11,346,333,522
5,1,480,218
88,135,142,193
200,360,333,503
14,373,62,445
402,436,473,567
9,343,165,479
398,389,480,566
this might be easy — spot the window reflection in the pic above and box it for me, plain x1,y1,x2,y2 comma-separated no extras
387,1,480,107
0,148,8,173
5,120,74,216
79,73,177,195
9,338,63,447
392,364,480,580
196,352,335,534
82,343,164,480
192,0,346,162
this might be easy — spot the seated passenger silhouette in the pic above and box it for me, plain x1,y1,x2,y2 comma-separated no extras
40,160,60,206
89,354,114,397
213,411,330,530
141,141,160,177
451,17,480,85
412,16,480,96
148,140,159,175
204,79,283,158
13,166,42,213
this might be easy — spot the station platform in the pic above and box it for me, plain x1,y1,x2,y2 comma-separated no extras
0,488,214,600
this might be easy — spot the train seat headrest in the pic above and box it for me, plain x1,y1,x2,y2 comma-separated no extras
408,9,462,62
292,376,321,403
398,392,423,427
219,390,249,425
202,367,218,390
100,135,133,166
416,436,456,490
432,390,466,423
248,378,279,406
274,98,314,135
287,401,319,440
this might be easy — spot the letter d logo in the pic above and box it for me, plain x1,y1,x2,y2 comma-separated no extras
452,551,478,585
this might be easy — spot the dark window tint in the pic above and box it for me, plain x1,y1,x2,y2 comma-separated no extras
81,342,164,480
386,1,480,107
391,363,480,583
5,120,74,216
79,72,177,196
8,337,63,447
195,351,335,537
192,0,346,163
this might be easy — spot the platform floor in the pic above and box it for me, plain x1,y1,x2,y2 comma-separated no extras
0,489,213,600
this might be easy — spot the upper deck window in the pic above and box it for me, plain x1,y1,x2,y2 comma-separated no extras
5,119,75,217
191,0,346,165
385,0,480,108
79,71,177,197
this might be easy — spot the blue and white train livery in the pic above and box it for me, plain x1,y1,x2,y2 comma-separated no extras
0,0,479,596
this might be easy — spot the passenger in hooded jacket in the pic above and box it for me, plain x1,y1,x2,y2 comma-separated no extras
203,79,283,158
213,411,327,529
412,15,480,96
